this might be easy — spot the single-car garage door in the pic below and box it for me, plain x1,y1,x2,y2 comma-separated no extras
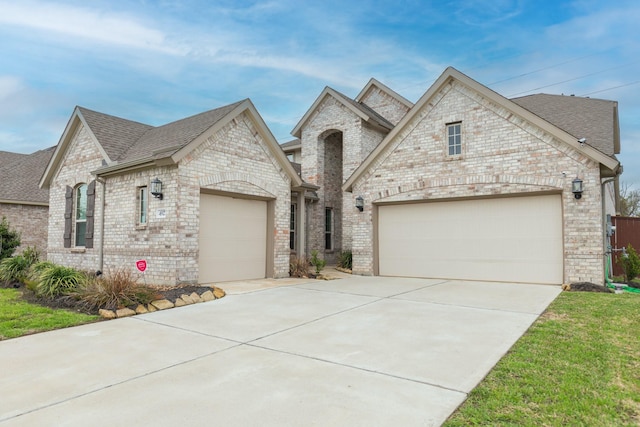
378,194,563,284
199,194,267,283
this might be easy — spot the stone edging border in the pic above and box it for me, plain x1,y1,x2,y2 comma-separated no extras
98,287,226,319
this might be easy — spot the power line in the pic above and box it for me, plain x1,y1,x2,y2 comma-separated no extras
487,52,603,86
507,61,639,97
580,80,640,96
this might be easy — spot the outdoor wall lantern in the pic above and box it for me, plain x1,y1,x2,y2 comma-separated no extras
572,177,583,199
150,178,163,200
355,196,364,212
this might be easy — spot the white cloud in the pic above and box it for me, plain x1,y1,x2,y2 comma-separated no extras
0,1,185,55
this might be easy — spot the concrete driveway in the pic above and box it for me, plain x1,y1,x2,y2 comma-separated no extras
0,274,560,426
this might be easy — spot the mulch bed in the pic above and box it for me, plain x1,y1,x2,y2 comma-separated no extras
0,280,216,315
567,282,613,293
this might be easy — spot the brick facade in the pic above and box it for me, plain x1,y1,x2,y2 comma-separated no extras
350,80,606,284
299,96,389,262
0,203,49,255
47,110,291,286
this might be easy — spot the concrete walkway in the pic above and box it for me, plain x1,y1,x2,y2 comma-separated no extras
0,273,561,426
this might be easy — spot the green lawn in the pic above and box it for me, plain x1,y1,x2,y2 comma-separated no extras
444,292,640,426
0,288,99,340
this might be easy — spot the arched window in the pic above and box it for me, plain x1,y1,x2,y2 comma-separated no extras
75,183,87,246
64,181,95,249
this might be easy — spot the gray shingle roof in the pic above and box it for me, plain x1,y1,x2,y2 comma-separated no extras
332,89,395,131
0,147,55,203
77,107,153,161
118,101,243,162
511,94,618,157
77,101,244,165
280,139,301,149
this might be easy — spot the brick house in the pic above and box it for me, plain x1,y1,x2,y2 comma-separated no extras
0,147,55,255
35,66,621,286
288,67,621,285
39,99,306,286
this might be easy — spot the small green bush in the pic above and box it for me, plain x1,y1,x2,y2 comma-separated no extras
72,269,160,310
619,244,640,282
310,250,326,275
0,255,30,283
337,250,352,270
36,265,86,298
0,217,21,261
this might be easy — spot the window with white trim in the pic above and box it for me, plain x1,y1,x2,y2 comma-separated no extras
74,183,87,247
447,122,462,156
138,186,148,225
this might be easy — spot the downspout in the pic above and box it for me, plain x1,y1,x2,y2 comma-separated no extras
96,176,106,274
602,176,616,285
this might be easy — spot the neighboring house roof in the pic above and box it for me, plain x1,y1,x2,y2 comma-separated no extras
355,77,414,109
344,67,621,192
41,100,303,188
291,87,394,138
511,94,619,157
0,147,55,205
280,139,301,152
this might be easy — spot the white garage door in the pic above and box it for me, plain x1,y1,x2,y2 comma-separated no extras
378,194,563,284
199,194,267,283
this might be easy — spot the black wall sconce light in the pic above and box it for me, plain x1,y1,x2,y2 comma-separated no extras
150,178,163,200
355,196,364,212
572,177,583,199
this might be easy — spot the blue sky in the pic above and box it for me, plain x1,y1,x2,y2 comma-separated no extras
1,0,639,182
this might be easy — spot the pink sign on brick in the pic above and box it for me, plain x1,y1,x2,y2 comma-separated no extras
136,260,147,272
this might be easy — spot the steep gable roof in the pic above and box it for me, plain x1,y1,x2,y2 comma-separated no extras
291,87,394,138
117,101,243,162
355,77,414,109
77,107,153,162
344,67,620,191
511,94,619,157
0,147,55,204
41,100,303,188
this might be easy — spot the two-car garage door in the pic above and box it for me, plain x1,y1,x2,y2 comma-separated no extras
199,194,267,283
378,194,563,284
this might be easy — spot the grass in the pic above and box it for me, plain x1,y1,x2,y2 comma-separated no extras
444,292,640,426
0,288,99,340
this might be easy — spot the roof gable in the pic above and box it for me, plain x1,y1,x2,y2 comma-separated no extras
39,107,113,188
344,67,620,191
77,107,153,161
355,78,414,109
62,100,302,188
291,87,394,138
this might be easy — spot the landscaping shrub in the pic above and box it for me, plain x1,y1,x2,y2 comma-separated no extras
310,250,326,275
72,269,160,311
0,255,30,284
35,265,86,298
618,244,640,282
0,247,41,285
0,217,21,261
290,256,310,278
337,250,352,270
26,261,57,292
21,246,40,265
